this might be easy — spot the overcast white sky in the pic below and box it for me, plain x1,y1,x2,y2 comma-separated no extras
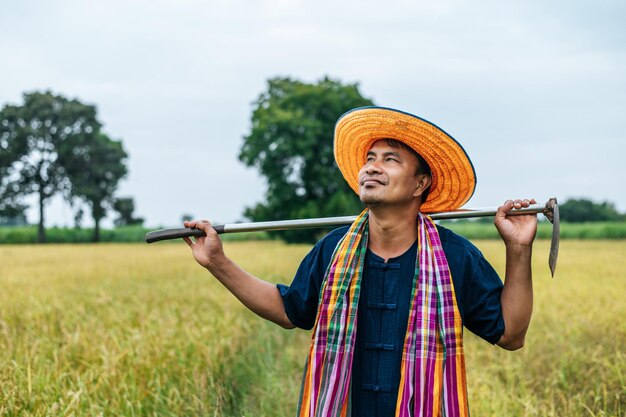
1,0,625,228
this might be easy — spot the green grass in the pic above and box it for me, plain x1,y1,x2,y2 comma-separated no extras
0,226,270,244
1,221,625,244
439,220,626,240
0,240,624,416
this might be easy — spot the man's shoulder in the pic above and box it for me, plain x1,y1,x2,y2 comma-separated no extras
317,226,350,248
297,226,349,270
436,224,484,259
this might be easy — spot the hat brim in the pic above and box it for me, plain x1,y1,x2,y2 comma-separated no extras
334,106,476,213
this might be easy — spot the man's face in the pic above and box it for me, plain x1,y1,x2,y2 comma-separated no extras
358,140,426,207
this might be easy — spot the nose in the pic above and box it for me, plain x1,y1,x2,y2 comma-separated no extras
365,160,383,175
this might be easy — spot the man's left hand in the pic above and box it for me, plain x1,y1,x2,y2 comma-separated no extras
494,198,538,247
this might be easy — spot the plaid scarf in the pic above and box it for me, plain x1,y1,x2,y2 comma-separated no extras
296,210,469,417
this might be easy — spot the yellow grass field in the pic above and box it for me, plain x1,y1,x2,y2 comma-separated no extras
0,239,624,416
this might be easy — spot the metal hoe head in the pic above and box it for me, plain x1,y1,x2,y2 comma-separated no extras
544,198,560,277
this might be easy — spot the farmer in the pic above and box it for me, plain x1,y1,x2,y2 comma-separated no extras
184,107,537,417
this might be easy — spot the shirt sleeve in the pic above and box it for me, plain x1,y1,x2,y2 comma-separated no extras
462,254,505,344
439,226,505,344
276,233,338,330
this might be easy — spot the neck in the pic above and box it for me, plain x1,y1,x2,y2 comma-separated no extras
367,204,421,262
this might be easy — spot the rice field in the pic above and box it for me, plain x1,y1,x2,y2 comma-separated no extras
0,239,624,416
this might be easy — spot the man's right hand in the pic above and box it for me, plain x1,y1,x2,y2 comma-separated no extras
183,219,225,270
181,219,294,329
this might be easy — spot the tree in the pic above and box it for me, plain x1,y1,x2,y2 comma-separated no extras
0,204,27,226
559,198,625,222
0,91,101,242
0,164,28,226
72,203,84,229
62,133,129,241
0,97,33,227
0,182,28,226
239,77,374,242
113,197,144,227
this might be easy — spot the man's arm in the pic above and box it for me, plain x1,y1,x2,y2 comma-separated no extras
493,199,538,350
183,219,295,329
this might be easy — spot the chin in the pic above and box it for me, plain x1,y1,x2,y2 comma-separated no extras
360,192,384,206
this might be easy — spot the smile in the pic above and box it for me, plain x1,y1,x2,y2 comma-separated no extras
361,178,387,187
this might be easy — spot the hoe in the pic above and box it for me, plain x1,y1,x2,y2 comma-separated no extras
146,198,560,277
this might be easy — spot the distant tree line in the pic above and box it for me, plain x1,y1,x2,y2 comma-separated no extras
559,198,625,222
0,91,142,242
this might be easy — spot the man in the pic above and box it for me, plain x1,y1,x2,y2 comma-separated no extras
184,107,537,417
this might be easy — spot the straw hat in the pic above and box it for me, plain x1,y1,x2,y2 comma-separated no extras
334,106,476,213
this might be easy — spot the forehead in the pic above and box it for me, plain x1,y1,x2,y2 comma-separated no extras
367,139,414,157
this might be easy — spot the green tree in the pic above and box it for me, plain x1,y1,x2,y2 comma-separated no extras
0,97,31,227
0,164,27,226
559,198,625,222
62,133,129,242
0,182,28,226
113,197,144,227
239,76,374,243
0,91,101,242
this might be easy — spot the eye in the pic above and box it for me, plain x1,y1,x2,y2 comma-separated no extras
386,157,399,162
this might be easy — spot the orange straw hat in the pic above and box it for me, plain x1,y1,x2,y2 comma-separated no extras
334,106,476,213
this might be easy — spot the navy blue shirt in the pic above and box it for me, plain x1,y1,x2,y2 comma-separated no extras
278,225,505,417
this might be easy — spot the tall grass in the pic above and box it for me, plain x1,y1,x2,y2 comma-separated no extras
464,240,625,416
0,240,624,416
0,242,306,416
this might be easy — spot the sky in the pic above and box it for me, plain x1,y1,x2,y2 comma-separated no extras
1,0,625,228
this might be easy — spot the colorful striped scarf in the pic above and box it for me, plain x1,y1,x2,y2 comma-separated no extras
296,210,468,417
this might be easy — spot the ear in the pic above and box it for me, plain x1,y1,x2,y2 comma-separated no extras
413,174,432,199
